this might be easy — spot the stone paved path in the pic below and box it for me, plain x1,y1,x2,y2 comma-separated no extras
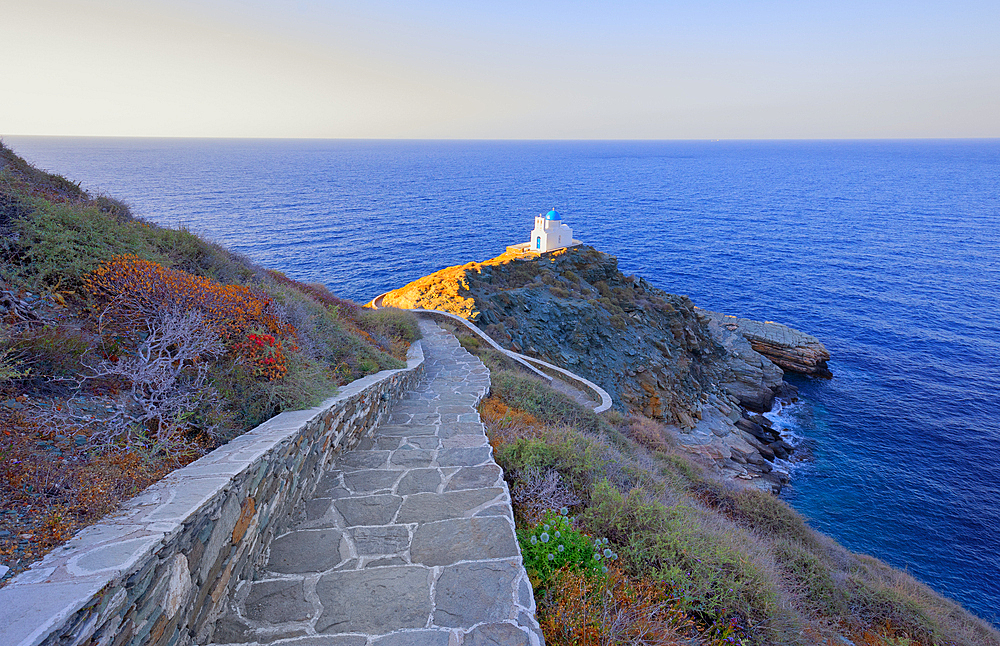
211,321,543,646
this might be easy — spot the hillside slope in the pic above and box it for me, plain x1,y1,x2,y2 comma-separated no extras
468,338,1000,646
420,303,999,645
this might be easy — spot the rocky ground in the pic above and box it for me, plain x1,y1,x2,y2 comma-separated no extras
382,245,831,493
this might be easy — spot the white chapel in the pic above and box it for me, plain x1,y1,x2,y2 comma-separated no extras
507,209,582,255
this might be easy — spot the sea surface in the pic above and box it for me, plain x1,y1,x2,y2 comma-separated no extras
6,136,999,623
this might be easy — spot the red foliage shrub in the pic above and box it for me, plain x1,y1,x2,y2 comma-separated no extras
86,255,297,379
233,331,287,381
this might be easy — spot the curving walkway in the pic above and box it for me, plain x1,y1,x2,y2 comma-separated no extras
210,321,543,646
370,294,612,414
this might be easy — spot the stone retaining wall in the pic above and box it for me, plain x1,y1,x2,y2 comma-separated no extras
0,342,425,646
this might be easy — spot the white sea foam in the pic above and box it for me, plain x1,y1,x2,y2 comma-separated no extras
764,398,811,475
764,398,806,447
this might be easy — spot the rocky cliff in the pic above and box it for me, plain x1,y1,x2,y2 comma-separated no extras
381,246,830,492
701,311,832,378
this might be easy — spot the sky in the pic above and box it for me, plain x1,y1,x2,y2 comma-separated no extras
2,0,998,139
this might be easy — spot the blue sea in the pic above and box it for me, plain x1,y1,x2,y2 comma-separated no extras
6,136,999,624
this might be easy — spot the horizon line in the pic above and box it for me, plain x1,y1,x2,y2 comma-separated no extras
5,134,1000,143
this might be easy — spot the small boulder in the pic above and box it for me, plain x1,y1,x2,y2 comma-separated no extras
768,439,793,460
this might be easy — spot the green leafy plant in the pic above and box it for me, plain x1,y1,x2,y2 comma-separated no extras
517,508,617,589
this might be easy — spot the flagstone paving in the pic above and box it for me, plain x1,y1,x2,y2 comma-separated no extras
211,321,543,646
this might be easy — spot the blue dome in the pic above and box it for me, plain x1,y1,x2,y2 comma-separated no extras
545,209,561,220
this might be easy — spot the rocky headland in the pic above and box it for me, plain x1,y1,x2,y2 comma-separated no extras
381,245,831,493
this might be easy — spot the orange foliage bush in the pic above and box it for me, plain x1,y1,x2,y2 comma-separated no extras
85,255,297,379
479,395,542,447
538,565,693,646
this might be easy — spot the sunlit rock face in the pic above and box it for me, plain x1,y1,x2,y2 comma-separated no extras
383,245,788,418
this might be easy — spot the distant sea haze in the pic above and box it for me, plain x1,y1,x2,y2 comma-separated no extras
8,136,1000,624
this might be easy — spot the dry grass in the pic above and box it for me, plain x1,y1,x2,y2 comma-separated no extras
0,407,195,581
623,413,677,453
538,566,696,646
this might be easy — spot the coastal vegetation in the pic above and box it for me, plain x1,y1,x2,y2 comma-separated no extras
0,142,418,580
439,323,1000,645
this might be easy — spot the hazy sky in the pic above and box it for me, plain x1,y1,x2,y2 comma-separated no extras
3,0,998,139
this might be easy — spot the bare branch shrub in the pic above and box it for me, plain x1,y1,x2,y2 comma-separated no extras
511,466,581,522
1,287,46,329
34,308,224,454
86,254,296,380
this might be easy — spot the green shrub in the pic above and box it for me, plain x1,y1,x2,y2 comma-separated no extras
357,307,420,344
269,284,404,380
91,195,133,222
774,538,848,616
495,430,610,501
455,333,481,353
474,347,524,374
490,369,607,435
147,227,257,284
208,349,336,438
691,479,818,548
583,482,779,632
12,199,160,291
601,408,625,425
518,509,616,590
664,452,703,484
